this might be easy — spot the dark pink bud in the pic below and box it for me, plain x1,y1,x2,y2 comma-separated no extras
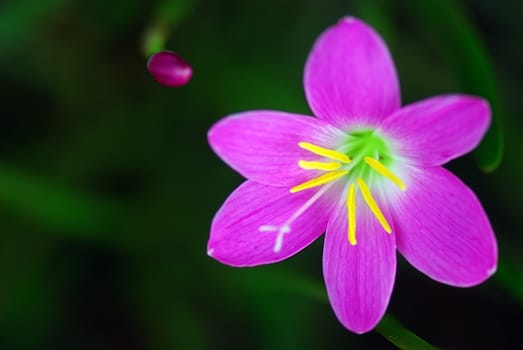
147,51,193,87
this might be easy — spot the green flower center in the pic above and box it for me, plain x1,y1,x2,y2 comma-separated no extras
289,129,405,245
339,129,394,181
258,129,406,252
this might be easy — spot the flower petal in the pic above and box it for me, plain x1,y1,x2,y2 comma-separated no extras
379,95,491,166
208,111,344,186
323,193,396,333
304,17,400,128
392,166,497,287
208,181,333,267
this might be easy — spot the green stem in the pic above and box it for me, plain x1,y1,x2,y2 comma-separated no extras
141,0,197,57
376,314,439,350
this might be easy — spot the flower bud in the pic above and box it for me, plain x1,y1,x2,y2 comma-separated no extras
147,51,192,87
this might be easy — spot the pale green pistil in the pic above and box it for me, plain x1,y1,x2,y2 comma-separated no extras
339,129,393,179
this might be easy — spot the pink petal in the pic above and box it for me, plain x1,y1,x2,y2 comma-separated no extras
323,193,396,334
208,111,345,186
392,166,497,287
208,181,333,267
304,17,400,129
379,95,491,166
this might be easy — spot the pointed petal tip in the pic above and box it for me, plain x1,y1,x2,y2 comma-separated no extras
205,240,237,266
457,94,492,128
335,309,385,334
340,16,356,24
206,238,286,268
206,121,219,148
206,239,221,260
424,246,498,288
336,16,374,32
348,322,379,335
487,264,497,277
450,263,497,288
339,15,368,24
478,97,492,127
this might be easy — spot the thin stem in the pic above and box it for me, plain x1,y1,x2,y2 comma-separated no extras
375,314,439,350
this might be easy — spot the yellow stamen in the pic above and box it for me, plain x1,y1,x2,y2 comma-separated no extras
298,160,341,171
347,183,357,245
298,142,351,164
290,170,349,193
357,178,392,234
364,157,406,191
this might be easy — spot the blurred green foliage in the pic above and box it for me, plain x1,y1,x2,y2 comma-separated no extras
0,0,521,349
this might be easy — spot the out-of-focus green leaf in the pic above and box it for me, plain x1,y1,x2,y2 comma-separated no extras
0,164,125,236
356,0,396,46
496,253,523,307
0,233,62,348
232,266,328,302
406,0,504,172
0,0,69,53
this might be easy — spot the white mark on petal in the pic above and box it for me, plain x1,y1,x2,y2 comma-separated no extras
273,225,291,253
207,248,214,257
259,224,292,253
258,183,333,254
259,225,278,232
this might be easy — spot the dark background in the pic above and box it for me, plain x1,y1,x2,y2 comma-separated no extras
0,0,522,349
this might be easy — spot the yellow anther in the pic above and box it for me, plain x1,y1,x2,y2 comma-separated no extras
357,178,392,234
298,160,341,171
347,183,357,245
364,157,406,191
290,170,349,193
298,142,351,164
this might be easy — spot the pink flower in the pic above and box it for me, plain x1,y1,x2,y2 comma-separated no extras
206,17,497,333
